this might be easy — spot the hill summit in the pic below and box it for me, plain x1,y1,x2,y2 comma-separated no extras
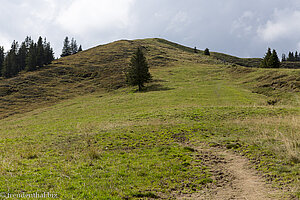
0,38,216,118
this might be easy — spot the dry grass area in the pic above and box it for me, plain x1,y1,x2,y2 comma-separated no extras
231,115,300,163
227,113,300,197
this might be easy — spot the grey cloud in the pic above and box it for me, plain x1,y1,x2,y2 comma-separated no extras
1,0,300,58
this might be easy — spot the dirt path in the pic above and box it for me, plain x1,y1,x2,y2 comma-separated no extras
177,145,286,200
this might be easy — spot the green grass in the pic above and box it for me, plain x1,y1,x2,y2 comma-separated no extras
281,61,300,69
0,39,299,199
227,65,300,105
1,64,228,199
211,51,263,68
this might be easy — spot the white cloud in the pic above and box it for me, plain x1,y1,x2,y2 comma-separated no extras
56,0,135,35
258,9,300,42
0,33,11,49
0,0,63,50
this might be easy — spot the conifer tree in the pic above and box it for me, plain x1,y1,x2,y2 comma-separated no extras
126,47,151,91
2,41,18,78
44,42,54,64
287,52,291,61
204,48,210,55
0,46,4,76
2,57,10,78
194,47,198,53
287,52,295,61
43,38,54,64
17,42,28,71
282,54,286,62
61,36,71,57
70,38,78,54
26,41,37,71
36,36,45,67
78,45,82,52
24,36,32,50
268,49,280,68
11,41,19,75
261,48,272,68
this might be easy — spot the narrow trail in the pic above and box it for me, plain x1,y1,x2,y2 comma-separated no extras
177,145,286,200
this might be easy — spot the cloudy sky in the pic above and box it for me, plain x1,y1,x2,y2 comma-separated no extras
1,0,300,58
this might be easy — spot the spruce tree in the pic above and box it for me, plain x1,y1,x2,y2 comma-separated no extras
70,38,78,54
204,48,210,55
194,47,198,53
11,41,19,75
61,36,71,57
288,52,295,61
268,49,280,68
126,47,151,91
24,36,32,50
0,46,4,76
261,48,272,68
43,38,54,64
2,52,15,78
17,42,28,71
78,45,82,52
295,51,299,61
26,41,37,71
282,54,286,62
2,41,18,77
2,56,10,78
36,36,44,67
44,42,54,64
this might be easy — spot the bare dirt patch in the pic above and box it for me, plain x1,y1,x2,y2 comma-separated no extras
177,144,289,200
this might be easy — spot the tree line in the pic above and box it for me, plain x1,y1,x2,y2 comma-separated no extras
281,51,300,62
0,36,83,79
61,36,82,57
0,36,54,78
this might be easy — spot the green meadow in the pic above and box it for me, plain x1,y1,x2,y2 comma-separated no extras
0,39,299,199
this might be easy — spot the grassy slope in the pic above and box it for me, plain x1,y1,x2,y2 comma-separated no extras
211,52,262,68
0,38,215,119
0,39,299,199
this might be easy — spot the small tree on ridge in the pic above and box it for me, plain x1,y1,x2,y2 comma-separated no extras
126,47,151,91
204,48,210,56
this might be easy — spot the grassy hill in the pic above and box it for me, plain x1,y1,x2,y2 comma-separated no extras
0,38,299,199
0,38,216,119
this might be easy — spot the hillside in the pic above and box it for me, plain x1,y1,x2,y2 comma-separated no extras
211,52,262,68
0,38,299,199
0,38,216,119
0,38,299,120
